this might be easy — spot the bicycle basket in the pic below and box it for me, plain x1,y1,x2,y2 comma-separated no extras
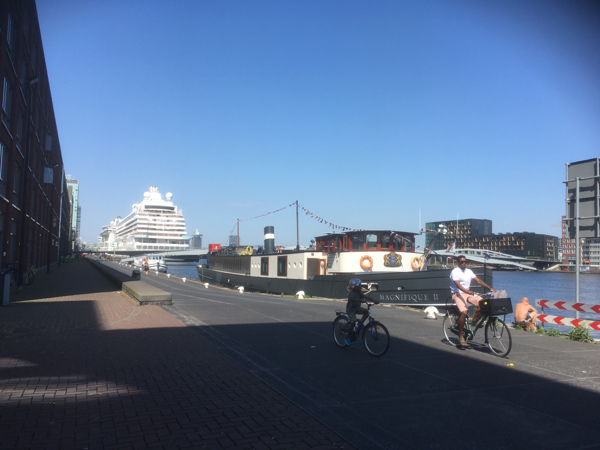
480,298,513,316
491,289,508,299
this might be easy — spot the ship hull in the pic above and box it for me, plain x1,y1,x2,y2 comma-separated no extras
196,265,493,306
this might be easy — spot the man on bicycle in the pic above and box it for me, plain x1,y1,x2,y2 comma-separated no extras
346,278,379,345
450,256,494,346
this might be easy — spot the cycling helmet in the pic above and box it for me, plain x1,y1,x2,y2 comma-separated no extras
347,278,362,292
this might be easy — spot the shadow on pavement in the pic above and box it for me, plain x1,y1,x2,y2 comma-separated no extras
8,260,120,301
2,259,599,449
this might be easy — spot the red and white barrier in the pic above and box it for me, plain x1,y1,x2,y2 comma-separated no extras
536,299,600,314
537,314,600,331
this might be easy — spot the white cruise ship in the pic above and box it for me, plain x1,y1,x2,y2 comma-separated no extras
100,187,189,252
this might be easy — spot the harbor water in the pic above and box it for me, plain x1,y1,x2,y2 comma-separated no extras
166,265,600,339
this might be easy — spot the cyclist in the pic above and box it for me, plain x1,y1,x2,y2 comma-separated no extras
345,278,379,345
450,256,494,346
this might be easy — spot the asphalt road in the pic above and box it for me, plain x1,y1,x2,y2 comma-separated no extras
110,262,600,450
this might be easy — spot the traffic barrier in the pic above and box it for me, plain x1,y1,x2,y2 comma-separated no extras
535,299,600,331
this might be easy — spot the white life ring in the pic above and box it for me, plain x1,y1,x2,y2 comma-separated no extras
411,256,422,270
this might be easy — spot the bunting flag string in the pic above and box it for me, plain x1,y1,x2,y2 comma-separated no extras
297,203,360,232
223,201,362,245
224,202,297,244
238,202,297,222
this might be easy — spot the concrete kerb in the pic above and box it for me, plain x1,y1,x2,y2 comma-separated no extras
86,258,172,305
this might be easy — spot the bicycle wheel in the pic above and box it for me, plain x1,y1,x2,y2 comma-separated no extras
362,321,390,357
443,314,461,347
333,316,350,348
25,271,34,285
485,317,512,357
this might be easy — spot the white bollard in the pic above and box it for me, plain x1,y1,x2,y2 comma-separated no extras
204,283,209,288
167,274,171,278
183,278,186,282
296,290,305,299
238,286,244,293
424,306,439,320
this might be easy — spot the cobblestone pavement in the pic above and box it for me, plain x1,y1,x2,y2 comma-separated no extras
0,259,356,449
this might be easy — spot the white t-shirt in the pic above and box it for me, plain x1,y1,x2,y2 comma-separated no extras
450,267,477,293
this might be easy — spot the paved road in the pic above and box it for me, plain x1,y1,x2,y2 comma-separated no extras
1,260,356,449
112,262,600,450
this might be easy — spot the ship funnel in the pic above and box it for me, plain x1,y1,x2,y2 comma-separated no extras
264,226,275,254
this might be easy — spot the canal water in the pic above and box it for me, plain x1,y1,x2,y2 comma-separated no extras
494,271,600,339
167,265,600,339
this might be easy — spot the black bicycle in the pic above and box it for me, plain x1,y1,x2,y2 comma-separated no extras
443,292,513,357
333,301,390,357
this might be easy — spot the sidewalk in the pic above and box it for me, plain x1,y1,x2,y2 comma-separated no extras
0,259,355,449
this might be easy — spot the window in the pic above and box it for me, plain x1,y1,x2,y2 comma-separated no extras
2,77,13,128
20,60,26,93
381,234,390,249
392,234,405,250
13,164,20,206
0,143,6,198
366,234,378,250
6,13,16,57
261,257,269,276
277,256,287,277
16,112,23,153
351,234,364,251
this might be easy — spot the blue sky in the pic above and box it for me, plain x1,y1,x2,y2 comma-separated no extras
36,0,600,248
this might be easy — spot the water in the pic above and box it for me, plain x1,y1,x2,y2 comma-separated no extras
164,265,600,339
494,271,600,339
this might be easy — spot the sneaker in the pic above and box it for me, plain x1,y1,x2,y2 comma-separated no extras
345,337,352,345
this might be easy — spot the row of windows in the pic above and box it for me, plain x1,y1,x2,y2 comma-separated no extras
259,256,289,277
316,233,414,253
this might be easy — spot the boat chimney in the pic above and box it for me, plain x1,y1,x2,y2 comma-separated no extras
264,226,275,254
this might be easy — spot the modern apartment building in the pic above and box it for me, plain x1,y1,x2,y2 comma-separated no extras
426,219,558,260
561,215,576,265
66,175,80,250
425,219,492,250
0,1,70,280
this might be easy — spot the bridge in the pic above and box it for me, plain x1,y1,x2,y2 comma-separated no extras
428,248,557,271
81,247,208,260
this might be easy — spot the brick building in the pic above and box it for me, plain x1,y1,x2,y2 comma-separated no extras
0,0,70,283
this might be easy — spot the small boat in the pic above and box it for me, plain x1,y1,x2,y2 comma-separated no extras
146,254,168,272
197,227,492,306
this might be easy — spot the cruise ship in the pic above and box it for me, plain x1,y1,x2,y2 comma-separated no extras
100,187,189,252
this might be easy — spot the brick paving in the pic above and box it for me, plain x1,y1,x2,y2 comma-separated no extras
0,259,356,449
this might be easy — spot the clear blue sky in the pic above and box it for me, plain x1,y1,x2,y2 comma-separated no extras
36,0,600,248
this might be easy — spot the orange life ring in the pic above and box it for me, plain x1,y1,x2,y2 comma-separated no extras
411,256,422,270
360,255,373,270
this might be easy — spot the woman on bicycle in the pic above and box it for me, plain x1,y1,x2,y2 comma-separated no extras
345,278,379,345
450,256,494,346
